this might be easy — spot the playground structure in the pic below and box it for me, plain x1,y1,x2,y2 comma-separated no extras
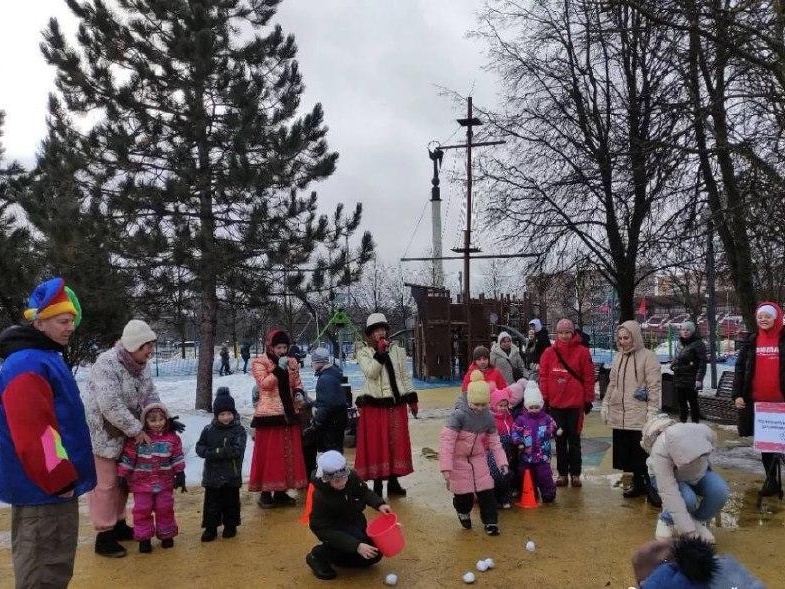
407,283,537,380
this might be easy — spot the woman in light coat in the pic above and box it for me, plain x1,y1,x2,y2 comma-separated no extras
490,331,527,385
601,320,662,504
82,319,159,558
355,313,418,498
641,414,728,543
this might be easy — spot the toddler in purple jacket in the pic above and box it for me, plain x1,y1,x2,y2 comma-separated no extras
511,388,559,503
118,402,186,553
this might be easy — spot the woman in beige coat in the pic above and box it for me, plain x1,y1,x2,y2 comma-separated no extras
601,320,662,504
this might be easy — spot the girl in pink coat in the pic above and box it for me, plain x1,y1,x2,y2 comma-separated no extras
117,402,185,553
440,370,509,536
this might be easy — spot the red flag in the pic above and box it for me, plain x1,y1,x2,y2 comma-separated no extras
637,297,648,316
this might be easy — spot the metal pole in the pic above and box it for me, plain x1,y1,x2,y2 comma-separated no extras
706,217,718,388
429,147,444,288
464,97,474,355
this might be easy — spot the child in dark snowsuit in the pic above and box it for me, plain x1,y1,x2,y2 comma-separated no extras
305,451,391,580
195,387,247,542
308,347,349,453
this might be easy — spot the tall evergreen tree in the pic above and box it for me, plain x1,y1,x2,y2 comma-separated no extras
42,0,372,409
0,111,37,328
18,107,134,367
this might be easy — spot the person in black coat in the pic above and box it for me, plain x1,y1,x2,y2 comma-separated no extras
306,451,391,580
240,342,251,373
671,321,707,423
195,387,247,541
527,319,552,377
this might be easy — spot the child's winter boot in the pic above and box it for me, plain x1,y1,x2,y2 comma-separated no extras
457,512,472,529
201,527,218,542
222,525,237,538
161,538,174,548
139,539,152,553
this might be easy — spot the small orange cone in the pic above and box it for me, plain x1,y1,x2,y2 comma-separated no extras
516,469,538,509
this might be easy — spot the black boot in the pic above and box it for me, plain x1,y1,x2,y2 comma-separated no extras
387,475,407,497
201,527,217,542
623,474,647,499
373,478,384,497
95,530,127,558
161,538,174,548
113,519,134,541
139,539,152,554
272,491,296,507
306,547,337,580
644,474,662,507
222,525,237,538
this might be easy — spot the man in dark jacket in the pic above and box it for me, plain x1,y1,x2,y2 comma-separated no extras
195,387,247,541
219,344,231,375
671,321,707,423
527,319,552,378
0,278,96,587
306,451,391,580
307,347,349,454
240,342,251,373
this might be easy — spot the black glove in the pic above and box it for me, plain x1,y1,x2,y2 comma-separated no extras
168,416,186,433
174,472,187,493
584,402,593,415
117,476,129,493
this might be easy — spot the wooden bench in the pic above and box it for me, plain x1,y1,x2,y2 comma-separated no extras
698,371,737,425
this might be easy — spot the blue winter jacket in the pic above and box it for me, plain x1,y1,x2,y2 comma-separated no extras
313,365,347,424
0,325,96,505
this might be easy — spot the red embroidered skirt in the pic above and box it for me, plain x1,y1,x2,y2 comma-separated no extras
353,404,413,480
248,425,307,492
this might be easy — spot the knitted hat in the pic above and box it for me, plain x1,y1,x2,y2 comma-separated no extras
23,278,82,327
120,319,157,352
556,318,575,333
640,413,676,454
757,304,777,318
316,450,348,481
490,387,511,411
311,347,330,364
365,312,390,335
140,402,170,425
497,331,512,344
529,318,543,332
269,330,291,347
473,345,490,361
680,321,696,335
213,386,236,415
466,370,490,405
524,387,544,410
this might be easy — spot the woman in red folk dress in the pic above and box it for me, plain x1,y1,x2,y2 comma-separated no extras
355,313,418,498
249,329,308,508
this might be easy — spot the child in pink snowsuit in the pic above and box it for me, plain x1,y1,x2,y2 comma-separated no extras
117,402,186,553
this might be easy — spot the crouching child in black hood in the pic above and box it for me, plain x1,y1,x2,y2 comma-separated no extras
195,387,247,542
304,450,391,580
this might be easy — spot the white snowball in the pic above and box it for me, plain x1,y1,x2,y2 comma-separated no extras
384,573,398,586
526,540,536,552
484,558,495,569
462,571,476,583
476,560,488,572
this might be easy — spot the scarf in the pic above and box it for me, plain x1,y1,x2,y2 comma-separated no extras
115,341,146,377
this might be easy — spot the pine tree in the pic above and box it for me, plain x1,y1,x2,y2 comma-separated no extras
0,111,37,328
42,0,373,408
18,107,134,367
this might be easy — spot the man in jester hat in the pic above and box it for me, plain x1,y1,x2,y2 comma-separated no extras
0,277,96,588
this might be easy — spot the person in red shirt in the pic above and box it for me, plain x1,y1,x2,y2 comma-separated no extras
539,318,596,488
462,346,508,392
733,302,785,497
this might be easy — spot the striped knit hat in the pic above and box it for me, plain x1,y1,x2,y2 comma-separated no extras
23,278,81,327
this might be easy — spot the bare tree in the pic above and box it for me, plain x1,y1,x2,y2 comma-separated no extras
475,0,692,320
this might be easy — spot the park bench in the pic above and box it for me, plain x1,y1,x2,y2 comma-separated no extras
698,371,737,425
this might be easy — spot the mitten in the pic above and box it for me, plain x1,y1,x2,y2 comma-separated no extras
584,402,593,415
376,338,389,354
409,402,419,418
117,476,129,494
174,472,187,493
278,356,289,370
168,416,186,433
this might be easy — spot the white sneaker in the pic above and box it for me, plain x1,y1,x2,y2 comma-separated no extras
655,518,673,539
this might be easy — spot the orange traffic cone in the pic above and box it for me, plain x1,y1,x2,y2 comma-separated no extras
516,469,538,509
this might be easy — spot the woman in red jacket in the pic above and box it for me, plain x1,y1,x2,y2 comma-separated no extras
539,318,595,488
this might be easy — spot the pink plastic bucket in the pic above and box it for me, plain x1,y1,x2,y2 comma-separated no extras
366,512,404,557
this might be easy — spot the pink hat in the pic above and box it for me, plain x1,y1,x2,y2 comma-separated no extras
556,318,575,332
490,388,510,411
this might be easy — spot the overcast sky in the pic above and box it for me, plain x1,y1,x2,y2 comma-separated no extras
0,1,508,294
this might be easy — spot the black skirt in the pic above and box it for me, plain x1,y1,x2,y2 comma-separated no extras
612,428,648,473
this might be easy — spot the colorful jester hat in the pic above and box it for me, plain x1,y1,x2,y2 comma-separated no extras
23,278,82,327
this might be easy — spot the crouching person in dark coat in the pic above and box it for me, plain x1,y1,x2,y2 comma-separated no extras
305,451,390,580
195,387,247,542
